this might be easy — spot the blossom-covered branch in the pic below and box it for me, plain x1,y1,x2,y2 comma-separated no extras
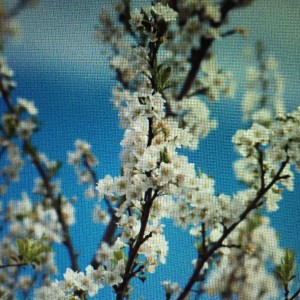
1,0,300,299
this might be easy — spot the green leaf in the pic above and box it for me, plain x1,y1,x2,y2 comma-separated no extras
275,249,296,287
16,237,53,266
157,64,171,92
112,250,126,265
159,147,171,163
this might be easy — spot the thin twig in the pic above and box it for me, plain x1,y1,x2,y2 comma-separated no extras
289,288,300,300
285,284,290,300
0,262,28,269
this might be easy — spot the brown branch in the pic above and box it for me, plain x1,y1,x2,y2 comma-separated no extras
115,189,157,300
176,0,237,100
90,212,120,269
255,144,265,189
177,156,289,300
221,29,237,38
177,37,214,100
200,223,207,256
128,264,144,281
187,87,208,98
285,284,290,300
115,63,159,298
220,243,241,249
289,287,300,300
114,37,163,298
92,37,163,274
0,262,28,269
81,150,123,270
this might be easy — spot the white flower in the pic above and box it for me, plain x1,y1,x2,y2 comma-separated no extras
17,98,38,115
205,4,221,22
96,242,115,264
152,3,178,22
130,9,144,31
34,285,66,300
93,206,110,224
16,119,36,139
210,224,223,242
136,147,159,172
161,281,181,295
103,269,123,286
63,268,85,290
61,201,75,226
75,139,91,152
96,175,114,199
85,187,95,199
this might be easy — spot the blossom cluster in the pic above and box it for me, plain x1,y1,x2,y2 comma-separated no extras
242,51,285,122
68,139,98,199
205,215,282,299
34,264,123,299
233,107,300,211
0,55,75,296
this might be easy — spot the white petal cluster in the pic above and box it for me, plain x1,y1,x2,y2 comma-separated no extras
0,56,16,91
0,140,23,194
179,0,221,22
152,3,178,22
17,98,38,116
113,88,166,128
34,263,123,299
170,96,217,149
16,119,37,139
161,280,181,296
68,140,98,199
233,107,300,211
242,55,285,123
138,230,168,272
110,47,150,88
205,216,282,299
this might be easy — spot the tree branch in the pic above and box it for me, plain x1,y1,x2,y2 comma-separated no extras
255,144,265,189
115,189,157,300
176,0,237,100
177,156,289,300
289,288,300,300
1,89,80,272
0,262,28,269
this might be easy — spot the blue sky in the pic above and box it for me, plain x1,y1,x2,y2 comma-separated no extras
2,0,300,299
